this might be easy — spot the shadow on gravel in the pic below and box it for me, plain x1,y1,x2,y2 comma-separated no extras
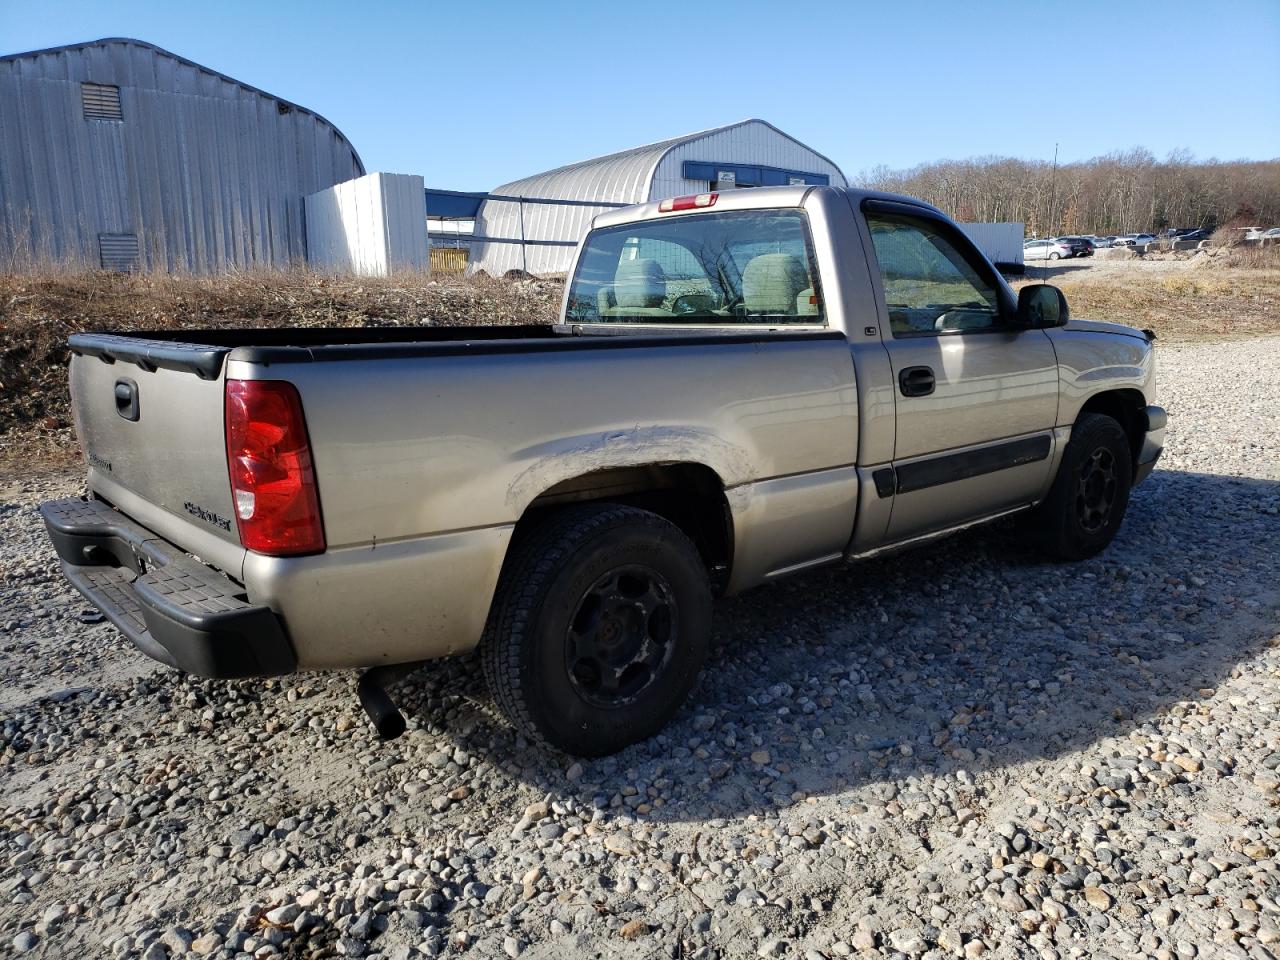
406,468,1280,823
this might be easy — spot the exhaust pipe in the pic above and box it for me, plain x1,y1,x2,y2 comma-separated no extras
356,662,424,740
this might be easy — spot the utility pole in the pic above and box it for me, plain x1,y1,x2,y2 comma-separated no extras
1048,142,1059,235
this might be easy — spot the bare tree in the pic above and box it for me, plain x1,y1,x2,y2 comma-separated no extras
855,150,1280,235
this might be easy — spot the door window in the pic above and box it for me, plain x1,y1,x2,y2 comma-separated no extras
865,213,1004,336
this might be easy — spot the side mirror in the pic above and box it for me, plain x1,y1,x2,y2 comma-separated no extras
1017,283,1069,328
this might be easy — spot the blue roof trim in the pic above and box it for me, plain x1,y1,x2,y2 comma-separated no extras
682,160,829,187
425,189,488,219
646,118,846,192
426,188,629,219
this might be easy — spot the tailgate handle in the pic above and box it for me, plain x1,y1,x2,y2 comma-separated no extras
114,378,140,421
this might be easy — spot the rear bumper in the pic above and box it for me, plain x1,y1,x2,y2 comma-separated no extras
40,497,295,678
1134,404,1166,486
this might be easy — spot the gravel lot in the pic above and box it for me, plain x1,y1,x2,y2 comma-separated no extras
2,337,1278,960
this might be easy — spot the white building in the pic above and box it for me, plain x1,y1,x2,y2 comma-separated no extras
957,222,1025,268
306,173,429,276
468,119,847,277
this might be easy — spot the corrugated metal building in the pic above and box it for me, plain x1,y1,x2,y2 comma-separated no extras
468,119,847,276
0,38,364,272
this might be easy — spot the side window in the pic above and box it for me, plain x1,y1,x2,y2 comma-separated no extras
864,212,1003,337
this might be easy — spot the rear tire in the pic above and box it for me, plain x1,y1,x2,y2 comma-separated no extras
1030,413,1133,560
1049,252,1061,260
481,504,712,756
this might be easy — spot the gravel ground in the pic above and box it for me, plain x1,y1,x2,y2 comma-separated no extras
2,337,1278,960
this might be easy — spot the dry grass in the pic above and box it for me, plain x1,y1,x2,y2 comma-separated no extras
1012,249,1280,341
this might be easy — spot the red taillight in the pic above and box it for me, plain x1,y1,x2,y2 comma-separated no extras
658,192,718,212
225,379,325,556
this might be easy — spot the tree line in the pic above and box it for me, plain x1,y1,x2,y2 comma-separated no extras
855,149,1280,236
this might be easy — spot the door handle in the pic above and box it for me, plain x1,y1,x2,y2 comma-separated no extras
898,365,936,398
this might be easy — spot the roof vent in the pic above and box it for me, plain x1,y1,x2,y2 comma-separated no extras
98,233,139,272
82,83,122,121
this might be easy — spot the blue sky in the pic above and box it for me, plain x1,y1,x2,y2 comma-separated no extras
4,0,1278,190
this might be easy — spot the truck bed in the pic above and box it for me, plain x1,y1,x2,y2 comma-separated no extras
66,321,860,670
69,324,833,378
79,323,564,348
68,324,565,378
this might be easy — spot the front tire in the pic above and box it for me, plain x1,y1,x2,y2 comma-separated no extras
481,504,712,756
1030,413,1133,560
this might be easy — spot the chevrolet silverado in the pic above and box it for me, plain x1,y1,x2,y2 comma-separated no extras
40,185,1166,755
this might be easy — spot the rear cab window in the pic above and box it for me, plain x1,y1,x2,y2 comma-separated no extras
565,209,825,326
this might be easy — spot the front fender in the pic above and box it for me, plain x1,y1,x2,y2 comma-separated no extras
1047,327,1155,426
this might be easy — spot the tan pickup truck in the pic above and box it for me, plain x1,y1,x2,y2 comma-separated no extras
41,186,1165,755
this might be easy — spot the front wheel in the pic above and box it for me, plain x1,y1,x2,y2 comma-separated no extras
481,504,711,756
1028,413,1133,560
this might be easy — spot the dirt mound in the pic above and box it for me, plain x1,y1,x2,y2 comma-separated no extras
1190,248,1230,269
1189,245,1280,270
1095,246,1138,260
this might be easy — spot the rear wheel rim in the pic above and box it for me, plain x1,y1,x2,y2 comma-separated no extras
1075,447,1118,533
565,565,678,708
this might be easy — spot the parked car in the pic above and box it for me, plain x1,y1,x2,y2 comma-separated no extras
1177,229,1211,243
1090,236,1115,248
1024,238,1074,260
1263,227,1280,240
40,185,1167,756
1056,236,1095,257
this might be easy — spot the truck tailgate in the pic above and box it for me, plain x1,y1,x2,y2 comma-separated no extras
70,342,241,552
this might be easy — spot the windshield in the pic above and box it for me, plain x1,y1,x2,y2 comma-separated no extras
565,209,823,325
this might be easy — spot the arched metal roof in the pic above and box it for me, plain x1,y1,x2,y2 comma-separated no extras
490,118,844,204
0,37,364,174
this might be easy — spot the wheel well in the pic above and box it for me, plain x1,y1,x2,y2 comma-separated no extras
520,464,734,590
1077,389,1147,468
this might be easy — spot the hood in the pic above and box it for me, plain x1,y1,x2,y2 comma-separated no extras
1064,318,1152,342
